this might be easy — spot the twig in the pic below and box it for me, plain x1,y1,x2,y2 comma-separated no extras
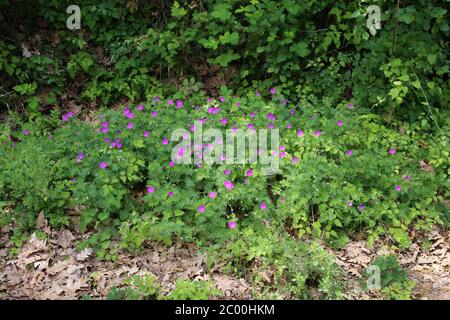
391,0,400,54
411,69,441,132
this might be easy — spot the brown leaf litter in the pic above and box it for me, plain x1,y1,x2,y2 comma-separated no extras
0,228,253,300
333,226,449,300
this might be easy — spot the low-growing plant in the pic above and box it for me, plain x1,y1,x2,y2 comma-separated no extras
362,254,415,300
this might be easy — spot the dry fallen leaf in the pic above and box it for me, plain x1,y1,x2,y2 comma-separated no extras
35,211,48,229
419,160,434,172
76,248,92,262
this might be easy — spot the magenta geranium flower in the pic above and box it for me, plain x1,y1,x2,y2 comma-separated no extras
76,152,84,163
23,129,30,135
255,91,261,97
389,148,396,155
62,112,74,122
208,192,217,199
224,169,231,175
101,121,109,128
137,104,144,111
151,111,158,117
236,102,241,107
169,161,175,167
176,100,183,109
168,191,174,197
346,150,353,156
260,201,267,210
395,185,401,192
286,123,292,129
227,221,237,229
147,185,155,193
99,162,108,169
268,123,275,129
168,99,174,105
197,205,205,213
358,204,365,211
246,169,253,177
348,103,354,109
224,180,234,190
313,131,322,137
220,118,228,125
267,113,276,121
127,122,134,129
292,157,299,164
143,130,149,137
297,130,304,137
280,152,286,158
249,112,255,118
269,87,276,95
348,201,353,207
247,123,253,129
162,138,169,145
219,96,225,102
337,120,343,127
403,175,411,181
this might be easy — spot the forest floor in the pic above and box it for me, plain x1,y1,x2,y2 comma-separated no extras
1,220,448,300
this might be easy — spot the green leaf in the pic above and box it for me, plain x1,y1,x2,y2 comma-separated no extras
427,54,437,65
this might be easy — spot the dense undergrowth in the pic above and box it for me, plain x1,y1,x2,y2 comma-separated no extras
0,0,448,300
0,92,448,299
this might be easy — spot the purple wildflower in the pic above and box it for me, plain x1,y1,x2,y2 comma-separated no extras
224,180,234,190
208,192,217,199
228,221,237,229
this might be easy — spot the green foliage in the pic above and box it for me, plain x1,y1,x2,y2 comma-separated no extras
363,254,415,300
0,94,446,255
1,0,448,120
107,274,160,300
107,275,220,300
165,279,222,300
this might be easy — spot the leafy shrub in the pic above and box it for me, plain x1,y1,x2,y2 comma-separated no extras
2,0,448,121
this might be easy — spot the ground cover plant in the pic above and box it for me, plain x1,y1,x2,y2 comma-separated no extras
0,0,448,301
